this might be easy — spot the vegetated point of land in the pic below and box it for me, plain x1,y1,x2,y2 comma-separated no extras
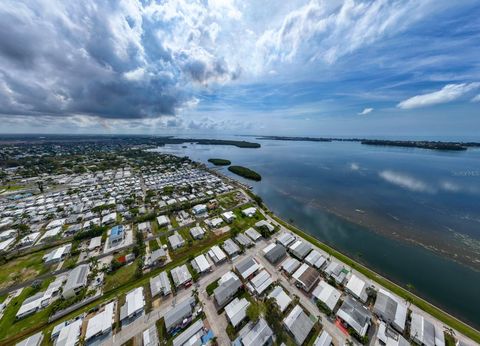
257,135,479,151
228,165,262,181
207,158,231,166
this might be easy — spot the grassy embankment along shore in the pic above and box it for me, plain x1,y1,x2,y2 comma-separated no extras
265,209,480,343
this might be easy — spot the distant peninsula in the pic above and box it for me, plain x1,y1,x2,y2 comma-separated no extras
360,139,469,151
208,158,231,166
256,136,479,151
0,135,261,149
182,139,260,148
228,165,262,181
257,136,332,142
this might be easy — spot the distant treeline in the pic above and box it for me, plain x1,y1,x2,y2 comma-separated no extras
360,139,469,151
0,135,261,149
257,136,480,151
228,165,262,181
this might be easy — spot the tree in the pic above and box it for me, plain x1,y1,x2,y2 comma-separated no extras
31,279,42,290
246,302,261,323
264,298,287,343
36,180,44,193
135,260,143,278
14,223,29,233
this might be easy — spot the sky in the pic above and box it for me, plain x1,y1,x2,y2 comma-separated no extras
0,0,479,139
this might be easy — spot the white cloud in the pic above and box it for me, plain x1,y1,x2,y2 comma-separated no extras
256,0,435,67
379,170,433,193
397,83,480,109
350,162,360,171
124,67,146,81
441,181,461,193
471,94,480,102
358,107,373,115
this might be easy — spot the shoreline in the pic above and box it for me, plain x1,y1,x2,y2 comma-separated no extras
208,168,480,342
266,210,480,342
265,186,480,271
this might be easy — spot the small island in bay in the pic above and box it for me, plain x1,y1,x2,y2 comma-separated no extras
228,165,262,181
208,158,231,166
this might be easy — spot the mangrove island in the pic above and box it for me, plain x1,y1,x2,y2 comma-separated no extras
208,158,231,166
228,165,262,181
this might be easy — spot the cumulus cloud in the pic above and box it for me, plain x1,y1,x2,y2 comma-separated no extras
472,94,480,103
0,0,242,121
379,170,433,193
358,107,373,115
397,83,480,109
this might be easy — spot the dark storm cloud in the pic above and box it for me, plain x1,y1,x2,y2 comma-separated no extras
0,1,237,121
182,56,240,84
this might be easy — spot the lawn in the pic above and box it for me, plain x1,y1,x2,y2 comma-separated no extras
217,192,239,209
152,221,168,236
177,226,193,242
169,215,179,228
0,250,49,289
0,185,26,192
104,260,139,292
62,254,79,270
144,283,153,313
205,279,219,296
0,278,54,341
229,204,265,233
149,239,160,251
0,231,232,344
121,339,134,346
156,318,170,346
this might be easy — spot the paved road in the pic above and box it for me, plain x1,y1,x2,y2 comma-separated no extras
103,242,266,345
103,232,353,346
255,247,350,345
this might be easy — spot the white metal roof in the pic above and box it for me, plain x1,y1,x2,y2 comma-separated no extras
55,318,82,346
262,243,276,254
193,254,211,273
208,245,227,262
225,298,250,327
0,237,15,251
242,207,257,216
305,250,326,268
346,274,368,302
88,236,102,250
156,215,169,226
85,301,115,340
313,330,333,346
249,269,273,295
245,228,261,241
312,280,341,311
171,264,192,287
123,287,145,319
268,286,292,312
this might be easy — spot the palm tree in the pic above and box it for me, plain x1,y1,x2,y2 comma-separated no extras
444,326,456,338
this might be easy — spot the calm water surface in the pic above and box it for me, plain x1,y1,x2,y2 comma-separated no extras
153,138,480,328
